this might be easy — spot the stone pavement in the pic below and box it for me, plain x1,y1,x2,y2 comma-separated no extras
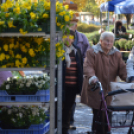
69,96,130,134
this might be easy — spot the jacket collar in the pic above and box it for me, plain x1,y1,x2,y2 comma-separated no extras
76,30,83,43
92,44,119,55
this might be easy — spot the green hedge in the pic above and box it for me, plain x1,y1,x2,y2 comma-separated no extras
77,23,101,33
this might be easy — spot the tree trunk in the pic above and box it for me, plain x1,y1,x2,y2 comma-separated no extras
124,14,133,29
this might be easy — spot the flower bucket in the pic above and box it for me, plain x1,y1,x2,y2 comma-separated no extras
0,122,50,134
0,90,50,102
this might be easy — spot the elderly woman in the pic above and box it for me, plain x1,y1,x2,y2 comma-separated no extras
81,31,127,134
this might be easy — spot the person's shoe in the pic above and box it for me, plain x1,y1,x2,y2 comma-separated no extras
62,131,69,134
69,124,76,130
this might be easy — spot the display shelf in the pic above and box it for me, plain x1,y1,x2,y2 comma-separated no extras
0,32,61,37
0,67,49,71
0,97,57,106
0,102,46,106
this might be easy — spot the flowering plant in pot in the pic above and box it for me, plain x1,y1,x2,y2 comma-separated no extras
0,37,65,68
0,0,74,34
0,75,50,95
0,105,46,129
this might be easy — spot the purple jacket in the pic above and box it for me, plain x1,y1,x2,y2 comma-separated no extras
0,71,12,86
75,30,90,59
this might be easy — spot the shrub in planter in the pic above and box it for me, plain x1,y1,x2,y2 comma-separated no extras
0,106,46,129
125,40,133,51
77,23,101,33
114,40,120,50
118,39,127,50
0,75,50,95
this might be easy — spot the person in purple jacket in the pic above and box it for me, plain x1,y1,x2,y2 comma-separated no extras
69,14,91,127
0,71,12,87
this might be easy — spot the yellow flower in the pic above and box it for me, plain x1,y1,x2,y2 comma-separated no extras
62,35,67,39
16,54,21,59
59,12,65,16
0,21,5,25
56,22,61,26
19,29,28,35
43,13,49,18
29,49,35,57
30,12,36,19
5,13,10,17
62,57,65,60
13,7,20,14
3,44,8,51
8,21,15,28
38,28,42,31
22,57,27,64
9,43,14,49
44,2,50,10
60,25,64,29
9,50,14,57
0,53,5,61
15,60,20,67
44,65,46,68
0,47,1,51
69,35,74,40
64,5,69,10
21,46,27,53
64,15,70,22
25,43,30,48
2,65,6,68
6,55,10,60
56,43,60,46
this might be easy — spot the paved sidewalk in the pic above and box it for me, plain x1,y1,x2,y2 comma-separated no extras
69,96,130,134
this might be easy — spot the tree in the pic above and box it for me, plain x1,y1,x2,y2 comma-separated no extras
82,0,100,17
70,0,88,11
124,14,133,29
95,0,111,7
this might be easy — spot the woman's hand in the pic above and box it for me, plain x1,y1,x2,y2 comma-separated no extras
91,78,98,84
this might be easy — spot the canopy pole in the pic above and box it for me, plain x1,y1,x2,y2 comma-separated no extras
100,11,102,31
108,12,110,31
114,14,116,38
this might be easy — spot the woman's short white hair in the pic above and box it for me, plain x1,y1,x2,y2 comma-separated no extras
100,31,115,40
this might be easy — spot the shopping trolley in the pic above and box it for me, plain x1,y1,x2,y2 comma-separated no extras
91,82,134,134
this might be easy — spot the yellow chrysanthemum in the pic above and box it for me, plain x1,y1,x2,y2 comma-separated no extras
16,54,21,59
13,7,20,14
9,43,14,49
69,35,74,40
15,60,20,67
64,15,70,22
5,13,10,17
3,44,8,51
29,48,35,57
30,12,36,20
43,13,49,18
56,22,61,26
2,65,6,68
22,57,27,64
38,28,42,31
6,55,10,60
62,57,65,60
0,21,5,25
60,25,64,29
8,21,16,28
64,5,69,10
25,43,30,48
62,35,67,39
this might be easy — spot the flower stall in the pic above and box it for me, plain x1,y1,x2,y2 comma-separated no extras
0,0,71,133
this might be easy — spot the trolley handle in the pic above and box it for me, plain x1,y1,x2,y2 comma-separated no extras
91,82,103,91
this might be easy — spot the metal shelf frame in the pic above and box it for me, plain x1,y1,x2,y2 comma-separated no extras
0,0,63,134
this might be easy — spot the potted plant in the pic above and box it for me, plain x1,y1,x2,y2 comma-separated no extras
130,23,134,30
118,39,127,51
0,106,46,129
